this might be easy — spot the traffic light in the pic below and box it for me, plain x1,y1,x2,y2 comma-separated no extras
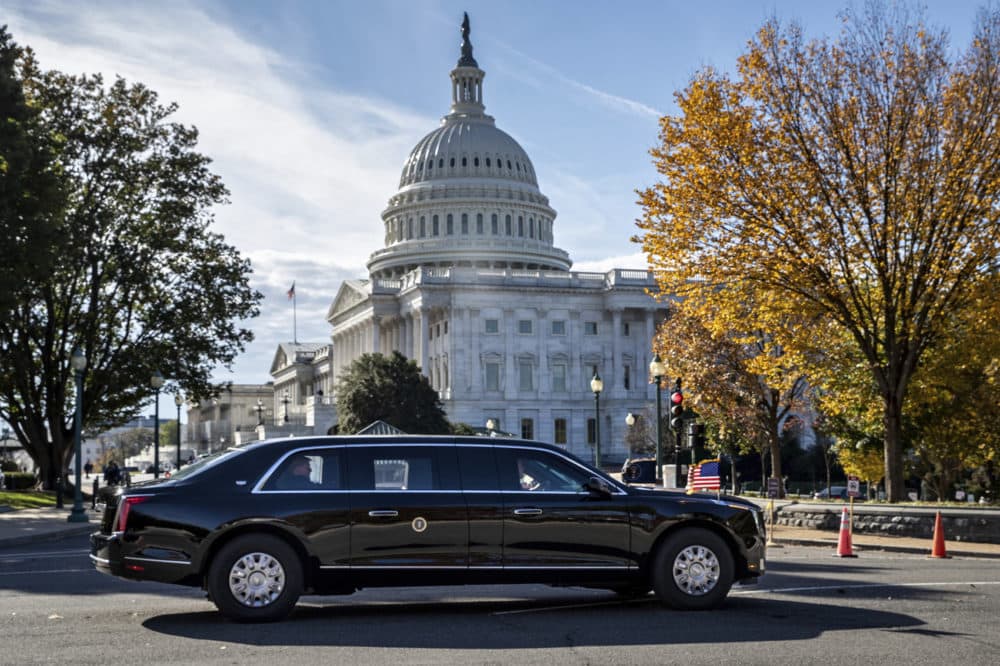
669,379,684,430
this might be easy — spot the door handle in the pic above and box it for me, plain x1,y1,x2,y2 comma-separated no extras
368,510,399,517
513,508,543,516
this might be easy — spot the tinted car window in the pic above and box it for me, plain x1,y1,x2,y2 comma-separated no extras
262,450,342,491
456,445,499,490
348,446,460,491
496,448,592,492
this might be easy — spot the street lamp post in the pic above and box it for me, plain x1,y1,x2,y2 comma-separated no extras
255,398,265,426
282,389,290,423
649,354,666,483
625,412,636,459
174,392,183,472
151,371,164,478
590,372,604,469
68,348,88,523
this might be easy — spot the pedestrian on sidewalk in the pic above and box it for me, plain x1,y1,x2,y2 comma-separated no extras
84,460,93,479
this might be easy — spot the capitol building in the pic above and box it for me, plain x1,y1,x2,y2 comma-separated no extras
269,16,671,464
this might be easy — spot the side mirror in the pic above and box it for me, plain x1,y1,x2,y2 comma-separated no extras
584,476,612,497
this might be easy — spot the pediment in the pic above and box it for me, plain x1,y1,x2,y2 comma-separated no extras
327,280,371,321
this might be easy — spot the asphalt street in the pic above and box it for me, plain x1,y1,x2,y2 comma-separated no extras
1,533,998,665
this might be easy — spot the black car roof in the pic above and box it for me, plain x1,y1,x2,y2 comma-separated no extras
244,434,572,456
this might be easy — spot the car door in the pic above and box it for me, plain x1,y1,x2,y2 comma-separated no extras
456,443,503,568
254,446,351,567
347,444,468,568
496,445,631,569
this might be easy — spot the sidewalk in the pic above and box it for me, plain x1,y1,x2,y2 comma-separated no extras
769,524,1000,558
0,505,99,547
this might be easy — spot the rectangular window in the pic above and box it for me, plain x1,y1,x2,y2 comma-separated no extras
551,320,566,335
519,361,533,391
485,318,499,334
552,363,567,392
623,365,631,391
554,418,567,445
520,418,534,440
587,418,597,445
518,319,533,334
584,321,598,335
485,363,500,391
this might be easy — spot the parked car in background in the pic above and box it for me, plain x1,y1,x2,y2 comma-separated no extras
91,435,766,622
813,485,866,501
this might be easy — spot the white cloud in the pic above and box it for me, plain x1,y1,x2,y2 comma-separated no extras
5,0,435,384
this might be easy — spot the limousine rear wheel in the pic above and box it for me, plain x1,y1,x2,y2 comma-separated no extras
652,528,733,610
208,534,303,622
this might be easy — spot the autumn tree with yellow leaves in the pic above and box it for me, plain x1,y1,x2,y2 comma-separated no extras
637,4,1000,502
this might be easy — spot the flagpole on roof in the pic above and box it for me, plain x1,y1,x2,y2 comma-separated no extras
287,281,297,343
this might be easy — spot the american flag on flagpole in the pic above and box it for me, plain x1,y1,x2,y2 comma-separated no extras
686,459,721,493
286,281,296,300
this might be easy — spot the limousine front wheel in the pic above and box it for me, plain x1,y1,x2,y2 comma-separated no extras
208,534,303,622
652,528,733,610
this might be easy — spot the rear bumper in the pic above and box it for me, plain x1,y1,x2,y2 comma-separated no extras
90,531,197,585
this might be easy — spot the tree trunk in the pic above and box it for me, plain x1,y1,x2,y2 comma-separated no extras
770,432,784,498
883,394,905,502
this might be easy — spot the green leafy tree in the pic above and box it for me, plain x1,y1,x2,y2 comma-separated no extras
0,29,261,490
336,352,450,435
637,5,1000,500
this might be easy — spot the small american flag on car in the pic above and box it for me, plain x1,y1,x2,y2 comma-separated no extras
686,459,721,493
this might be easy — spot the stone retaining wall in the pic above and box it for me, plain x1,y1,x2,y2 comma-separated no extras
776,507,1000,544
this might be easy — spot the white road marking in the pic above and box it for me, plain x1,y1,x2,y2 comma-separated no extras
732,580,1000,595
0,568,92,576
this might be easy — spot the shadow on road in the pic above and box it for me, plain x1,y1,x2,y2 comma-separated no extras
142,596,925,648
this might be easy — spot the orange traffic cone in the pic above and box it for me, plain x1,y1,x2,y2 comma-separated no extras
835,506,857,558
929,511,950,559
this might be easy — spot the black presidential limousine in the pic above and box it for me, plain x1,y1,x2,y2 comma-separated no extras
90,436,766,621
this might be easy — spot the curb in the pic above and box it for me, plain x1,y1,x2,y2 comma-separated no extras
771,536,1000,559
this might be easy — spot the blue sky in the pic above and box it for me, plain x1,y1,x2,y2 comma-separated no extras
5,0,986,397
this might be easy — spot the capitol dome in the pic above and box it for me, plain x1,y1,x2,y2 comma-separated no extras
366,15,571,279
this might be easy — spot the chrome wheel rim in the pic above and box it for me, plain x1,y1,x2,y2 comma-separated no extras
228,552,285,607
672,544,720,596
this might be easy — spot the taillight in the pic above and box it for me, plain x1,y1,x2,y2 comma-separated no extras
116,496,150,532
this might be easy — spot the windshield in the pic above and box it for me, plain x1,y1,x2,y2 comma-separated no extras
166,448,243,481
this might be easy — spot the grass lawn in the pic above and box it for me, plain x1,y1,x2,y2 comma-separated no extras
0,490,59,510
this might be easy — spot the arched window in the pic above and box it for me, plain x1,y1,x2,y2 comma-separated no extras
462,157,468,167
438,158,444,168
433,215,439,236
491,213,499,234
450,157,455,168
518,216,524,236
446,214,453,235
407,218,413,239
476,213,484,234
461,213,468,234
485,157,490,167
529,218,535,238
420,216,426,236
505,215,512,235
474,157,479,167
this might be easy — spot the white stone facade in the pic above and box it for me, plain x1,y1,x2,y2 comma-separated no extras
319,17,671,464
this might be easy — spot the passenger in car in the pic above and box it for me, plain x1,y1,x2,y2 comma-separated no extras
277,455,318,490
518,458,540,491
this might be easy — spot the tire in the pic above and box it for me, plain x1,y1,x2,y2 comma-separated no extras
652,527,734,610
207,534,303,622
